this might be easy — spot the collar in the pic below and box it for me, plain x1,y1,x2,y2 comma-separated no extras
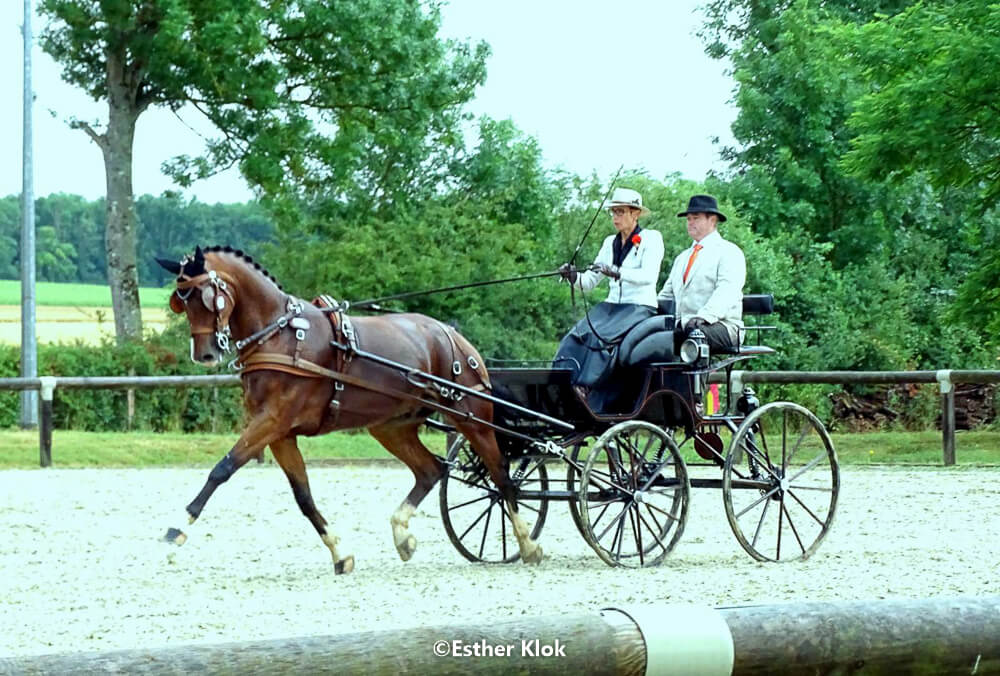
691,229,722,249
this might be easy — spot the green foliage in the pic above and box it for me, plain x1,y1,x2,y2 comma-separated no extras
265,117,581,361
0,193,276,287
39,0,487,207
833,2,1000,351
0,325,245,432
842,2,1000,205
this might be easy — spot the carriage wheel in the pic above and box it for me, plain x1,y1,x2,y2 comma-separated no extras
723,402,839,562
577,421,689,568
439,436,549,563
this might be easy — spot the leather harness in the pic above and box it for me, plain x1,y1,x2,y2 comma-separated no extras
233,294,490,428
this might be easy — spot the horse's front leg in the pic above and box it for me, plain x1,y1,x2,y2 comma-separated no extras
269,437,354,575
163,416,279,545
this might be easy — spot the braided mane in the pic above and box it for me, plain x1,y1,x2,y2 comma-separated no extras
203,245,284,291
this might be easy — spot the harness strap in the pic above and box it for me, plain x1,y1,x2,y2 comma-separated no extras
240,351,521,437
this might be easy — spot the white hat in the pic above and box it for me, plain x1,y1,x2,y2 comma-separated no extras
606,187,651,216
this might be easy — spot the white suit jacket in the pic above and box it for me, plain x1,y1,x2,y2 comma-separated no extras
657,230,745,344
573,229,664,308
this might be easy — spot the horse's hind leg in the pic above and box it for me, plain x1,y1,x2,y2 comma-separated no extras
270,437,354,575
453,419,543,565
368,422,446,562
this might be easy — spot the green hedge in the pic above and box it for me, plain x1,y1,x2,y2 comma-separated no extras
0,326,245,432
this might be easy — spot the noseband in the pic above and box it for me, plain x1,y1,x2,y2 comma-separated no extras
175,269,237,352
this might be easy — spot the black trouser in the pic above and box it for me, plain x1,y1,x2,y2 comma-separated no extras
678,321,735,352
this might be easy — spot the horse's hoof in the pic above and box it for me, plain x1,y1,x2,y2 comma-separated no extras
522,545,543,565
335,555,355,575
396,534,417,562
163,527,187,545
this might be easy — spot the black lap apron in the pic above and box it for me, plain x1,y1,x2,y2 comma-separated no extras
553,302,655,388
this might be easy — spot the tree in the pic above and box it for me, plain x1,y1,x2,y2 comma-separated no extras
39,0,487,343
836,2,1000,349
693,0,993,372
841,2,1000,206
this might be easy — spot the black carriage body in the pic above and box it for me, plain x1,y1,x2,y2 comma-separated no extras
489,363,700,456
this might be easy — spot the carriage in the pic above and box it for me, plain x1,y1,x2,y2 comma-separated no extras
437,294,840,567
160,247,838,572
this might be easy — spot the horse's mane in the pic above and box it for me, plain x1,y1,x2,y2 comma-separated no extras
201,245,284,292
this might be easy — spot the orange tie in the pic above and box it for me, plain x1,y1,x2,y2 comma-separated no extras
683,244,703,283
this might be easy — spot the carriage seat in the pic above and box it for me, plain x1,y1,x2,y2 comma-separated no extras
618,294,775,367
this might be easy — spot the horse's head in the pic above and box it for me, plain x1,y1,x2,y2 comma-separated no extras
156,246,237,366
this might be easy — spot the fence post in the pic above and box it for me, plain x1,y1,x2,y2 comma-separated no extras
728,371,745,415
936,370,955,466
38,377,57,468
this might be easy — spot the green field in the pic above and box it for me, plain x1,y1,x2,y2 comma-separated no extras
1,428,997,469
0,280,173,345
0,279,172,307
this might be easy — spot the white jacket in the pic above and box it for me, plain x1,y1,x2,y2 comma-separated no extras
573,228,664,308
658,230,745,344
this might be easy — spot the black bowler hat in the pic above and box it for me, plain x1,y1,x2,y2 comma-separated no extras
677,194,727,222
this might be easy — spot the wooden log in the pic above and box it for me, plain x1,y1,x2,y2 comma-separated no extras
0,612,645,676
721,596,1000,675
0,606,737,676
5,598,999,675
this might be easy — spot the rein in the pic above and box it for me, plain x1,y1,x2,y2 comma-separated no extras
350,270,563,311
567,167,625,349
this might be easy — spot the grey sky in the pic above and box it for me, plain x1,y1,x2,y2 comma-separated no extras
1,0,737,204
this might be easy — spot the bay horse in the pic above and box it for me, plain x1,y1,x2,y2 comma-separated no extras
155,246,542,573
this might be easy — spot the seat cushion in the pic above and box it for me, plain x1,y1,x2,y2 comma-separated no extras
618,315,676,367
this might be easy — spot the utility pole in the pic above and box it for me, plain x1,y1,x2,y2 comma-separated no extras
20,0,38,428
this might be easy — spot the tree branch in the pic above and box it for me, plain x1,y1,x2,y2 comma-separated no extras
69,119,108,152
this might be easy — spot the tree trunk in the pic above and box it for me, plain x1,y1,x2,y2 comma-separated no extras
102,52,143,344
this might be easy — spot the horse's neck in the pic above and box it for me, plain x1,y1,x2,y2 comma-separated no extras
226,266,287,340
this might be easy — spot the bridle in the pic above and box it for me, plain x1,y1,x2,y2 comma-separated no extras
174,268,238,352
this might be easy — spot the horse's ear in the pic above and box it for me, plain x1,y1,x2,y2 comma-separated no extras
156,257,182,275
168,291,185,314
194,246,205,263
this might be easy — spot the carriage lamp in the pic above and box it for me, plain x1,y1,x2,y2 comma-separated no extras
680,329,710,366
736,386,760,414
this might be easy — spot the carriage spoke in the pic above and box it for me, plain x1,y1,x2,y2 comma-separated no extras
613,511,627,562
637,507,670,555
787,451,830,484
630,505,644,567
785,487,830,528
785,425,812,470
476,499,493,560
596,502,631,545
735,484,781,520
781,411,787,472
641,500,683,523
750,495,771,549
781,500,807,557
741,439,782,482
458,497,499,541
776,491,785,560
588,500,613,532
449,472,494,492
449,493,493,512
